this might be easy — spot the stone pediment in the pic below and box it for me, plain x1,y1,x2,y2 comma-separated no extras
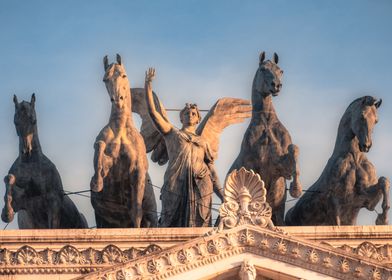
74,168,392,280
1,168,392,280
74,224,392,280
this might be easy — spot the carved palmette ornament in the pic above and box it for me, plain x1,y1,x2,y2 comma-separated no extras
219,168,274,230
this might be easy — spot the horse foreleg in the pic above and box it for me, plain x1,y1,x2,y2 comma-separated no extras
375,177,390,225
90,141,106,192
131,169,146,228
285,144,302,198
1,174,16,223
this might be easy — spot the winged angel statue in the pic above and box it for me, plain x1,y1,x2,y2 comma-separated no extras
137,68,252,227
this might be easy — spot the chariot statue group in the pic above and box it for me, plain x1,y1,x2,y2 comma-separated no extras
2,51,389,229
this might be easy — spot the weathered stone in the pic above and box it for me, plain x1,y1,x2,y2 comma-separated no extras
90,54,157,228
217,168,276,232
0,225,392,279
144,68,251,227
285,96,390,226
229,52,302,226
1,94,87,229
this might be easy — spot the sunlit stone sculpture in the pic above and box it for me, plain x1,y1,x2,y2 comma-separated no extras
218,167,276,231
144,68,252,227
239,259,257,280
285,96,390,226
90,55,157,228
1,94,87,229
229,52,302,226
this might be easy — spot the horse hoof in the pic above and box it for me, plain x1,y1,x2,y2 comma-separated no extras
4,174,16,185
90,176,103,192
376,214,388,225
289,182,302,198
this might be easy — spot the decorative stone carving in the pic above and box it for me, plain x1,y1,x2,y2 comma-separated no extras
0,243,162,275
334,242,392,265
144,68,251,227
229,52,302,226
1,94,87,229
239,259,256,280
90,54,157,228
285,96,390,226
75,225,392,280
218,168,275,231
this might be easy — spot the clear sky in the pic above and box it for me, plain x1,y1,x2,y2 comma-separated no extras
0,0,391,229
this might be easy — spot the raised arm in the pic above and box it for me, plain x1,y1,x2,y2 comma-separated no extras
145,68,172,135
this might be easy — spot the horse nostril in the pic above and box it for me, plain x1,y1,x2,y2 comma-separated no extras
271,82,276,88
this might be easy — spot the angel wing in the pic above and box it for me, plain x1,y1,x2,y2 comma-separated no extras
131,88,169,165
196,98,252,159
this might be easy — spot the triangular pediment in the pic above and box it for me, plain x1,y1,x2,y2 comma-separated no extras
75,224,392,280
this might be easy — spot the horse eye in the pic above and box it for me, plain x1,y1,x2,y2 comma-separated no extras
280,70,284,74
122,75,127,78
110,98,114,102
120,96,124,100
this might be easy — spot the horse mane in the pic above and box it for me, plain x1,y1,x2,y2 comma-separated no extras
347,95,377,110
340,95,377,122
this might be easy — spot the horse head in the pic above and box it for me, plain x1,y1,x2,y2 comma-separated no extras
13,94,38,156
350,96,382,152
103,54,131,112
252,52,283,97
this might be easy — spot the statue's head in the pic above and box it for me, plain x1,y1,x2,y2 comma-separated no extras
349,96,381,153
180,103,201,127
103,54,130,111
253,52,283,97
239,259,257,280
13,94,37,156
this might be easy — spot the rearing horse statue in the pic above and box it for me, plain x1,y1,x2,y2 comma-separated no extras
285,96,390,226
229,52,302,226
1,94,87,229
90,54,157,228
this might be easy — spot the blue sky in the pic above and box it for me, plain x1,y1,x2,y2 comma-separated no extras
0,0,391,229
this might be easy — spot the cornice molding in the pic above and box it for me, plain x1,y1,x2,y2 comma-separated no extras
75,225,392,280
0,244,162,275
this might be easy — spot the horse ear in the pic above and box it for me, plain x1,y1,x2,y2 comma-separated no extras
273,53,279,64
116,54,122,65
31,93,36,106
13,94,18,107
259,51,265,65
375,99,382,108
103,55,109,71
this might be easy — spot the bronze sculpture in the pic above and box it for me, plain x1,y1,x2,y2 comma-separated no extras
285,96,390,226
1,94,87,229
144,68,252,227
229,52,302,226
90,55,157,228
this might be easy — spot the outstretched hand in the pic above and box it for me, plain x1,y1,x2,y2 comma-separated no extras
145,68,156,83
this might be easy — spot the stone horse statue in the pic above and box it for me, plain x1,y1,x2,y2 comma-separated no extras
285,96,390,226
1,94,87,229
90,54,157,228
229,52,302,226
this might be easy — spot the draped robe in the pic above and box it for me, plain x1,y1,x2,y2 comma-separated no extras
159,128,214,227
